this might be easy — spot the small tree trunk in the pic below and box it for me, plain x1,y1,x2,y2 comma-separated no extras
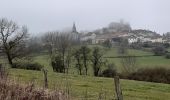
6,53,13,66
80,70,82,75
62,51,66,73
84,61,88,75
42,69,48,88
94,71,98,76
66,59,70,74
94,67,100,76
85,68,87,75
114,76,123,100
0,64,4,78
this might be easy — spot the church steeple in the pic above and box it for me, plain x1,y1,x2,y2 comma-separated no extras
72,22,78,33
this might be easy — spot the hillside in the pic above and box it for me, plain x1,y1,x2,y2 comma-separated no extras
10,69,170,100
29,47,170,73
103,48,170,71
3,47,170,100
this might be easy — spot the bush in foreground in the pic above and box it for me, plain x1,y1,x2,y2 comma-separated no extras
0,64,69,100
101,68,117,78
100,63,117,78
125,67,170,84
51,54,65,73
12,61,43,71
0,79,67,100
165,53,170,59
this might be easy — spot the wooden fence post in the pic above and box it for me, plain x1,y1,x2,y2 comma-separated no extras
0,64,3,78
114,76,123,100
42,68,48,88
0,64,7,79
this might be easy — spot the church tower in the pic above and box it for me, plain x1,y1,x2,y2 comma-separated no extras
72,22,78,34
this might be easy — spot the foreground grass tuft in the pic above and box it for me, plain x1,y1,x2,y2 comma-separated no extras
0,75,68,100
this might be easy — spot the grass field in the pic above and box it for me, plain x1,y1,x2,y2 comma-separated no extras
168,48,170,52
10,68,170,100
32,47,170,73
3,47,170,99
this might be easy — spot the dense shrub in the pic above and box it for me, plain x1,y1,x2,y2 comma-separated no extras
101,68,117,78
12,62,43,71
152,46,166,56
130,43,142,49
121,55,137,74
125,68,170,84
165,53,170,59
100,63,117,78
163,43,170,48
142,42,152,48
51,54,65,73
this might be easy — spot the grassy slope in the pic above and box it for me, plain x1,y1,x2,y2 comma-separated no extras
103,48,170,71
168,48,170,52
5,47,170,99
32,47,170,73
10,69,170,100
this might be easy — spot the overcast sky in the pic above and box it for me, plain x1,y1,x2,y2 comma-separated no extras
0,0,170,34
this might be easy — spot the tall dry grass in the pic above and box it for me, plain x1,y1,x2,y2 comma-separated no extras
0,80,68,100
0,64,68,100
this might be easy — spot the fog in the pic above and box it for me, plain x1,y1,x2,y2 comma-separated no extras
0,0,170,34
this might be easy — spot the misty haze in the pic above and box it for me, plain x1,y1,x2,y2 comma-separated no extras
0,0,170,100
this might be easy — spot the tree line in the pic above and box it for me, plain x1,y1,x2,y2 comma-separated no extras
43,31,106,76
0,18,110,77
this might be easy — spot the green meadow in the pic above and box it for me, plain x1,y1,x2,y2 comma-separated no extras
3,47,170,100
10,69,170,100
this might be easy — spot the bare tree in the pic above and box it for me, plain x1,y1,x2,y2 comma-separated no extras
41,32,56,56
91,47,105,76
121,55,137,74
43,31,78,73
65,46,72,74
55,33,73,73
44,32,75,73
74,49,83,75
80,46,91,75
51,53,64,73
0,18,28,66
